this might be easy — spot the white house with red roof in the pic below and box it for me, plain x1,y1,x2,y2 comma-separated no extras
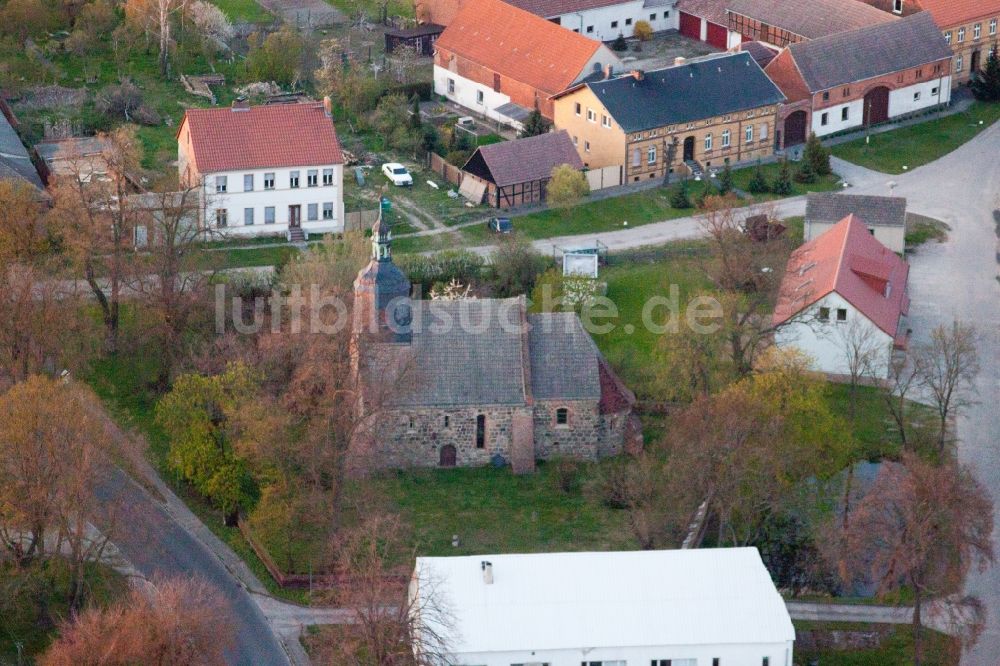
773,214,910,378
177,99,344,239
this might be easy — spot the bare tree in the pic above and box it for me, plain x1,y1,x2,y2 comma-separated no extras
40,576,235,666
0,376,122,610
49,126,142,354
837,453,994,665
882,354,923,450
317,513,453,665
913,321,980,454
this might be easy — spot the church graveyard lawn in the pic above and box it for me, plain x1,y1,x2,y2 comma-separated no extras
830,101,1000,175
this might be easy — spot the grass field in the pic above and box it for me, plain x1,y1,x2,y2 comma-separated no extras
730,161,844,199
831,101,1000,174
212,0,273,23
794,621,959,665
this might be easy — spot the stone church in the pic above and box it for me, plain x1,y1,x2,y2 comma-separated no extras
351,218,640,474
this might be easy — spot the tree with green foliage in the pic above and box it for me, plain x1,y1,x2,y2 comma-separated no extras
803,132,831,176
409,95,422,130
971,50,1000,102
716,163,733,195
421,124,442,156
488,233,550,298
520,107,550,138
611,33,627,51
546,164,589,210
245,27,306,87
669,180,692,208
155,363,261,522
794,158,817,184
772,159,793,195
746,161,770,194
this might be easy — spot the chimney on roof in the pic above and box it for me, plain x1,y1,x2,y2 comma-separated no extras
674,56,686,67
630,69,644,81
232,96,249,111
323,95,333,117
604,63,614,79
481,561,493,585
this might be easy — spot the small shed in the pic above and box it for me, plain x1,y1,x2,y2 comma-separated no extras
461,130,584,209
384,23,444,56
805,192,907,254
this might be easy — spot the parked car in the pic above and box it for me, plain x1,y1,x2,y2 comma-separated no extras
382,162,413,186
488,216,513,233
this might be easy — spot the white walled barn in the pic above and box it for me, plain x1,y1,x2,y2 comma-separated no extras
410,548,795,666
177,100,345,239
773,214,910,378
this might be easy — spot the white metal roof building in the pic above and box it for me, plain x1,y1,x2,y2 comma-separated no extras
411,547,795,666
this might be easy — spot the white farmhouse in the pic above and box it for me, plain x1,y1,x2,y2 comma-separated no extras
773,214,910,378
511,0,679,41
410,547,795,666
804,192,907,255
177,99,345,239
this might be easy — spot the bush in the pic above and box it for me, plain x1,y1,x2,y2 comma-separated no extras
746,162,770,194
488,233,550,298
96,81,161,126
772,160,793,195
669,181,691,208
547,164,589,209
586,459,632,510
633,20,653,42
384,80,433,102
716,163,733,195
802,133,831,176
611,33,628,51
396,249,484,293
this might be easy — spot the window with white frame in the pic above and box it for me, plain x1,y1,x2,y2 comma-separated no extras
447,78,455,94
322,202,333,219
575,102,581,116
704,133,712,151
759,123,768,140
307,169,318,187
721,129,731,147
745,125,753,143
821,112,829,126
243,174,253,191
244,208,254,226
215,175,227,193
914,91,921,102
841,107,849,121
322,168,334,186
602,114,611,128
476,90,484,105
587,108,596,123
264,172,275,189
944,31,952,44
289,171,300,188
215,208,227,227
974,23,981,40
958,27,965,42
631,148,640,166
585,140,591,153
956,55,964,71
892,0,902,13
307,203,318,221
264,206,275,224
647,145,656,164
991,18,998,35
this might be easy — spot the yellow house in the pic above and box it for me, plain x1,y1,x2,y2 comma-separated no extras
553,52,786,183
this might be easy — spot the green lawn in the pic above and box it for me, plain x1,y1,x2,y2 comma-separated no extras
371,461,637,556
905,213,950,247
794,622,959,665
831,101,1000,174
211,0,273,23
730,161,844,199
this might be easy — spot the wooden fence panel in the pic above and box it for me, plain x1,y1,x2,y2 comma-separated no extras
586,165,622,191
344,209,380,232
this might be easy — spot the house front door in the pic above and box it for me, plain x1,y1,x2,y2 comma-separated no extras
683,136,695,162
972,50,982,76
288,205,301,228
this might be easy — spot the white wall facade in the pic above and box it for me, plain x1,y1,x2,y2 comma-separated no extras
775,292,895,377
553,0,679,41
812,100,865,137
888,76,952,117
200,165,345,237
434,66,520,126
805,220,906,255
451,640,794,666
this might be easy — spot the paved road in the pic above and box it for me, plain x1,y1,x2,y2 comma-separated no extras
94,468,290,666
835,124,1000,663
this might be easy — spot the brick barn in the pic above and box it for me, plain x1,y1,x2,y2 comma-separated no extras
725,0,897,48
461,130,583,208
350,218,639,474
765,12,953,146
432,0,621,125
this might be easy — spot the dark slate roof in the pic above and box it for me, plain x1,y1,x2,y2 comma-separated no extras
586,52,785,133
727,0,896,40
527,312,602,401
787,12,952,92
465,130,583,187
375,299,605,407
741,41,779,68
806,193,907,228
0,110,43,190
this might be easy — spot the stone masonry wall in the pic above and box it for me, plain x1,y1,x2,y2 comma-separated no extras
532,400,602,461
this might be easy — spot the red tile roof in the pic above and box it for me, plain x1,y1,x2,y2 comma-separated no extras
915,0,1000,28
435,0,606,96
773,214,909,336
179,102,343,174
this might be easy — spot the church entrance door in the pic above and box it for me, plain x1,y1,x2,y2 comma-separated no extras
439,445,457,467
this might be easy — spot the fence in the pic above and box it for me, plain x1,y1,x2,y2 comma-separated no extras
585,165,622,191
427,152,464,187
344,209,380,232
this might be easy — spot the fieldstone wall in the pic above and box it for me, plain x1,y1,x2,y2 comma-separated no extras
532,400,601,461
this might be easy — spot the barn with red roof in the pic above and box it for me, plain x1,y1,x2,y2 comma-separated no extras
773,214,910,378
